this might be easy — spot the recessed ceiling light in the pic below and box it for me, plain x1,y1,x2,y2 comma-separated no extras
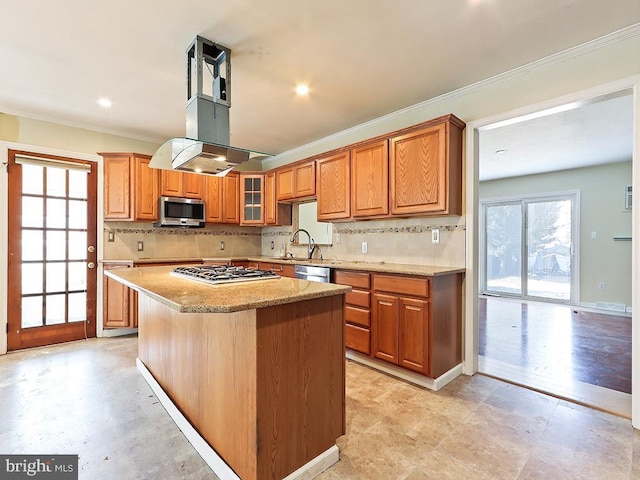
495,149,507,155
295,84,309,96
98,98,112,108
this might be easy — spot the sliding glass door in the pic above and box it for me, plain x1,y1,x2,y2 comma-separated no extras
482,193,577,303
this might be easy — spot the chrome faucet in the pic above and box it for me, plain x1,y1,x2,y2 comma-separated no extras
290,228,317,259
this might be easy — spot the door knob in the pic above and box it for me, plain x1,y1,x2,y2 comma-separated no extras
88,262,96,269
88,246,95,253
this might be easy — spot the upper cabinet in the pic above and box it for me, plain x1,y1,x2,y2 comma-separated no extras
160,170,205,199
315,114,464,222
204,172,240,224
240,173,264,225
389,116,464,216
103,153,159,221
265,171,292,226
276,160,316,202
316,151,351,221
351,139,389,218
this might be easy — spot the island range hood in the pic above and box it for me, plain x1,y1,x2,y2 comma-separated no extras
150,36,271,176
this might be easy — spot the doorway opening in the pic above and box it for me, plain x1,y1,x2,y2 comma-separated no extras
476,90,633,415
6,150,98,350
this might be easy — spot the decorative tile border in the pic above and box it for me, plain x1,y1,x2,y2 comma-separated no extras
333,224,465,234
104,226,262,237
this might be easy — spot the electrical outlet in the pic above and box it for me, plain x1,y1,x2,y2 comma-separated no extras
361,241,368,254
270,241,274,250
107,231,115,242
432,229,440,244
335,233,341,244
137,241,144,252
591,231,597,239
599,282,605,290
219,241,225,251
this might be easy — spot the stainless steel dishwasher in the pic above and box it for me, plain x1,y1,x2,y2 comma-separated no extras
294,264,332,283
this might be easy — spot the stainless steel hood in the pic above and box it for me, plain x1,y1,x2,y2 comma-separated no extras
150,36,271,176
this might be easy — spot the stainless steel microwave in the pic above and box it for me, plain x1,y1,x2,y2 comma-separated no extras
154,196,205,227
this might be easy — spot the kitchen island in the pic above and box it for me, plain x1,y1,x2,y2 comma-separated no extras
105,265,350,480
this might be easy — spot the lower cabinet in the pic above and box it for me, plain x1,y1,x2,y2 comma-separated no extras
103,261,201,329
372,273,462,378
335,270,371,355
258,262,296,278
103,262,137,328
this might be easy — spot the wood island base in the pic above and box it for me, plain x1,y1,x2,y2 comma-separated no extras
136,293,346,480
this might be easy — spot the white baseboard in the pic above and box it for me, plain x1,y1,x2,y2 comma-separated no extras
345,350,463,391
136,358,339,480
100,327,138,337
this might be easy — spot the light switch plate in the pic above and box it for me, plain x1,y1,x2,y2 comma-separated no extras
220,241,225,251
361,241,368,254
432,229,440,244
137,241,144,252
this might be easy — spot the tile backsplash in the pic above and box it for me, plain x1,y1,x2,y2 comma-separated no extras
103,222,262,260
262,216,466,267
104,217,465,268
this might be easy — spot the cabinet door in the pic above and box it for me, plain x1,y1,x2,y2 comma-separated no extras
316,152,350,221
103,264,133,328
204,175,223,223
183,172,205,198
222,173,240,224
160,170,183,197
399,297,429,375
133,155,159,221
103,155,131,220
352,140,388,217
240,174,264,225
390,122,447,215
372,293,399,364
265,171,277,224
294,161,316,198
276,166,294,201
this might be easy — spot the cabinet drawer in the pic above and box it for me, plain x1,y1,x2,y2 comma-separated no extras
345,324,370,355
334,270,370,289
373,274,430,298
345,289,370,308
346,305,370,328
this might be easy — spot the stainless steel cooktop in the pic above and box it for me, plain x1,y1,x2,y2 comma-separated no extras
171,265,279,285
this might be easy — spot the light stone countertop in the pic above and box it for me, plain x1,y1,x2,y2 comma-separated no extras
105,265,351,314
103,257,465,277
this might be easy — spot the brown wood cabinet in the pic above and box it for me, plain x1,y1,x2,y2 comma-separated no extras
103,262,137,328
316,151,351,221
276,160,316,202
240,173,265,225
161,170,205,199
258,262,296,278
371,272,463,378
103,153,159,221
352,139,389,218
335,270,371,354
204,172,240,224
389,116,464,216
265,171,292,226
103,260,202,329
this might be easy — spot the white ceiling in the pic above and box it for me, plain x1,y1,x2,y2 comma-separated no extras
1,0,639,159
479,92,635,181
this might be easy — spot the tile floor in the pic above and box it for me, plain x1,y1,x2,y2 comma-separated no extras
1,336,639,480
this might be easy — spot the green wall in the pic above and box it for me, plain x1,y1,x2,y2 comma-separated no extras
480,161,632,308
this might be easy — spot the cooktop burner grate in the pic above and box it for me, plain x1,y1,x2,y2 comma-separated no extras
171,265,280,285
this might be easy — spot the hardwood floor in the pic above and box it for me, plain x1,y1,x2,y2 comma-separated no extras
478,296,632,415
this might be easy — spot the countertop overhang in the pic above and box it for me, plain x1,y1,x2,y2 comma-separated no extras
105,265,351,313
